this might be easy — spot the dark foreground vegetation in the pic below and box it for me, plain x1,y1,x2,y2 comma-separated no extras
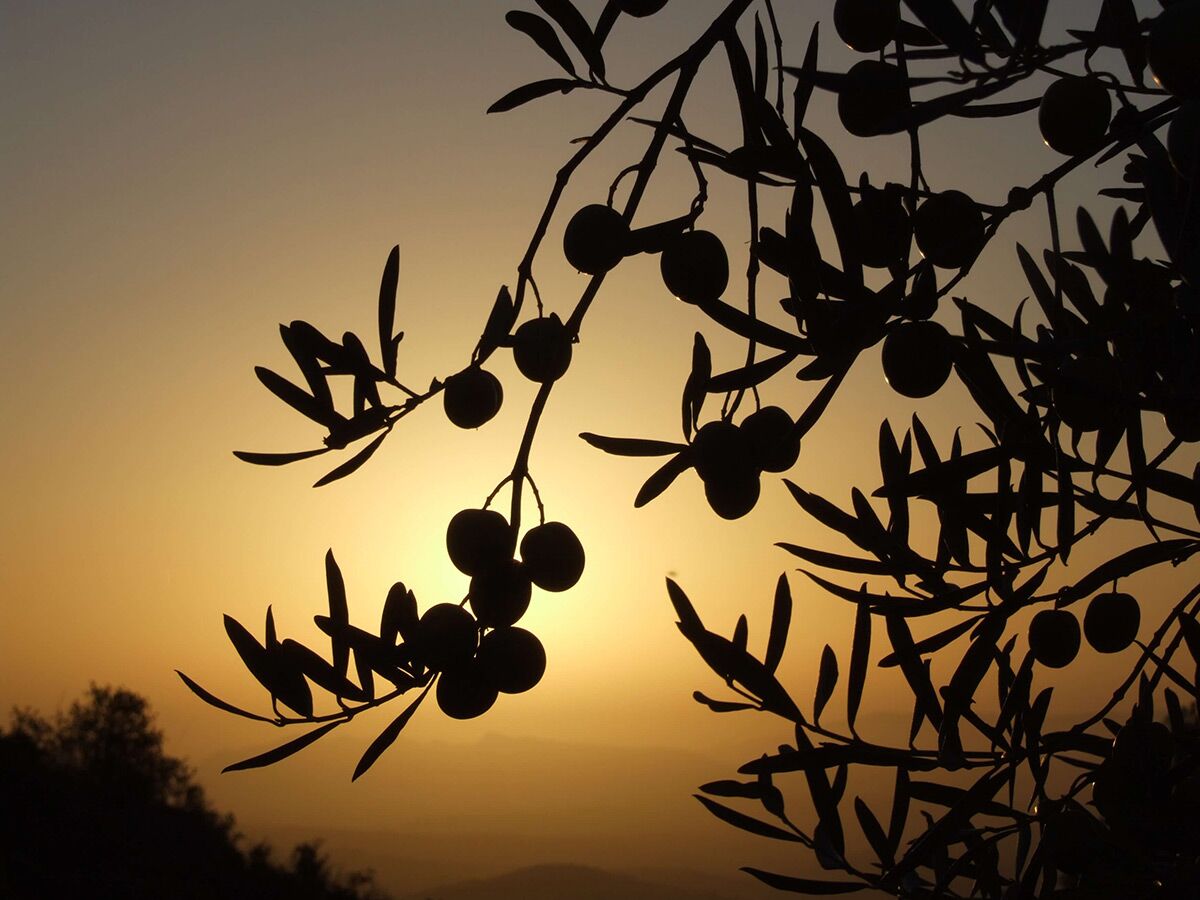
0,685,385,900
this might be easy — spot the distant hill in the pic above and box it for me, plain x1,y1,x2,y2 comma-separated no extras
399,863,749,900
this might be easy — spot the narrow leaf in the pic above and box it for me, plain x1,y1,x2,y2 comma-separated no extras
222,722,340,773
707,351,797,393
693,690,757,712
764,574,792,672
741,868,864,894
377,245,399,378
325,550,350,677
580,433,685,457
255,366,342,428
233,447,332,466
505,10,577,76
488,78,578,114
352,681,433,780
847,601,871,733
813,645,839,723
634,452,691,507
695,796,804,842
534,0,604,78
313,428,389,488
176,671,274,723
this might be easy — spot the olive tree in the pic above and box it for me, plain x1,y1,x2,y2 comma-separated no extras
179,0,1200,895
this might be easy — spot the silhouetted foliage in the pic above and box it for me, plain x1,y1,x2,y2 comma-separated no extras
183,0,1200,895
1,685,383,900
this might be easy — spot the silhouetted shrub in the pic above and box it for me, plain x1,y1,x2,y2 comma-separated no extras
1,685,383,900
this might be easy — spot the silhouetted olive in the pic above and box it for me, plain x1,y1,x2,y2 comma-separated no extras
1084,592,1141,654
469,559,533,627
741,406,800,472
415,603,478,672
704,468,761,520
563,204,629,274
442,367,503,429
660,230,729,304
837,60,908,138
833,0,899,53
852,190,911,268
691,420,750,483
1045,802,1105,875
616,0,668,16
881,320,953,398
512,314,573,383
1028,608,1081,669
1038,76,1112,156
1148,2,1200,98
1052,355,1124,432
519,521,585,592
477,627,546,694
1166,399,1200,442
1113,720,1173,775
436,661,498,720
1168,102,1199,178
446,508,514,577
913,190,984,269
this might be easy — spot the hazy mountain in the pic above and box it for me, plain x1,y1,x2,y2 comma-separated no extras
397,863,754,900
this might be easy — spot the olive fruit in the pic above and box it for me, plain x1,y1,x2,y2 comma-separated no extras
1028,609,1081,669
691,420,749,483
1113,720,1173,776
469,559,533,627
913,190,984,269
1165,397,1200,442
563,204,629,274
519,521,585,592
513,314,572,383
853,190,912,268
1052,355,1124,432
446,508,514,577
436,661,498,720
1038,76,1112,156
833,0,899,53
1169,101,1200,179
616,0,669,15
415,603,478,672
1044,802,1104,875
443,367,503,429
660,230,729,304
837,60,908,138
741,406,800,472
881,320,954,398
477,627,546,694
1084,591,1141,654
704,468,762,520
1148,1,1200,98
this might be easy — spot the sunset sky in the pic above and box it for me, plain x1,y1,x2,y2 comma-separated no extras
1,1,1186,896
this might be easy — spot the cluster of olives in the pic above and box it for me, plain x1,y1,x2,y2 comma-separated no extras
689,407,800,520
1091,719,1176,832
428,509,584,718
441,312,574,430
563,203,733,307
1027,591,1141,669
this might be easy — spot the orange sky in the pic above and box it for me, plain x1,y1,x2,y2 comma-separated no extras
1,1,1188,896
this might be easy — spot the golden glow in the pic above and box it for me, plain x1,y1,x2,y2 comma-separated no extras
1,2,1183,895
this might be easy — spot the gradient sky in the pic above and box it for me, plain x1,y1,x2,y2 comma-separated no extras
1,1,1186,896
